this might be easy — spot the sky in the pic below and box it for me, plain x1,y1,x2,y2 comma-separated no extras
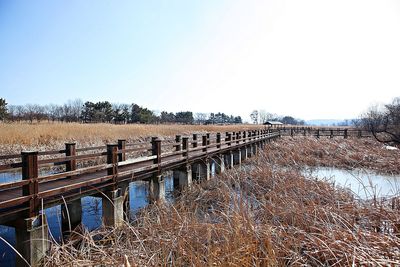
1,0,400,121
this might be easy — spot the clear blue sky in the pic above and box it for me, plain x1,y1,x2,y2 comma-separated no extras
1,0,400,121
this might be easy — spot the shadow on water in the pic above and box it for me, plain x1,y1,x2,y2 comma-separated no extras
0,170,175,266
303,167,400,200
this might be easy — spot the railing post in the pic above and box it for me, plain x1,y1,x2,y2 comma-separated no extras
236,132,240,145
202,135,207,153
62,143,82,236
358,130,362,138
216,133,221,149
182,137,189,158
175,135,182,151
316,129,320,139
227,132,232,146
192,134,198,148
65,143,76,172
344,129,348,139
330,130,333,139
22,151,39,218
151,137,161,172
206,133,210,146
107,144,119,188
118,139,126,162
150,137,164,202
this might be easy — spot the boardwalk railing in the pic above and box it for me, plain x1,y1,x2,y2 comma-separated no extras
276,127,372,138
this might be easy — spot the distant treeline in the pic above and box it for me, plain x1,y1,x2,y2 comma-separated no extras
0,98,242,125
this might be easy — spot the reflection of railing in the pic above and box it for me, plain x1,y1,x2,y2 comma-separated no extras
0,129,279,221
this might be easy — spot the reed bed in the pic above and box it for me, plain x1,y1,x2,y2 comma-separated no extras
44,137,400,266
0,122,261,155
267,136,400,175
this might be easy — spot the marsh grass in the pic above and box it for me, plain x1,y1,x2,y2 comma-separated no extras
44,137,400,266
0,122,261,147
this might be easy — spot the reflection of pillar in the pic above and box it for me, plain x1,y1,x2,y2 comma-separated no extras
225,151,234,169
149,175,165,202
173,165,192,189
102,188,124,227
214,155,225,174
192,160,210,180
121,184,130,221
61,199,82,234
15,214,49,267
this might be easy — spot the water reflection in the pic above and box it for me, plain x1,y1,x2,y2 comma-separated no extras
0,173,174,266
303,167,400,199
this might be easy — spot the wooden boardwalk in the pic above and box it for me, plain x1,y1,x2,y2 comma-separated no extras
0,130,278,225
0,127,373,266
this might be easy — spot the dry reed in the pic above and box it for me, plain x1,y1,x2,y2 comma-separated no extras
44,137,400,266
0,122,261,155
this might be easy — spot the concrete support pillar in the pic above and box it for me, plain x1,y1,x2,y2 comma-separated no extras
173,165,192,189
61,199,82,235
233,149,241,166
102,188,124,227
253,143,258,156
149,175,165,202
214,154,225,174
241,147,247,161
15,214,49,267
248,145,253,158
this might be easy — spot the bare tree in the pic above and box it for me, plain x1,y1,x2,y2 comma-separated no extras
250,110,259,124
194,113,208,124
258,110,277,124
360,97,400,145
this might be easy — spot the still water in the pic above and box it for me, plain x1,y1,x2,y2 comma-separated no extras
303,167,400,200
0,171,175,266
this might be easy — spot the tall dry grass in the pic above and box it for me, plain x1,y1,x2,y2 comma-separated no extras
267,136,400,175
44,137,400,266
0,122,262,154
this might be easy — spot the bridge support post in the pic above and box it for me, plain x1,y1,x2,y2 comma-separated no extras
173,165,192,189
241,146,247,161
149,174,165,202
225,151,234,169
233,149,241,166
252,142,258,156
15,214,49,267
247,145,253,158
102,188,124,227
61,199,82,235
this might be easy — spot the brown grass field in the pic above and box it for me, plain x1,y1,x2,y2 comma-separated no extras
44,137,400,266
0,122,263,155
